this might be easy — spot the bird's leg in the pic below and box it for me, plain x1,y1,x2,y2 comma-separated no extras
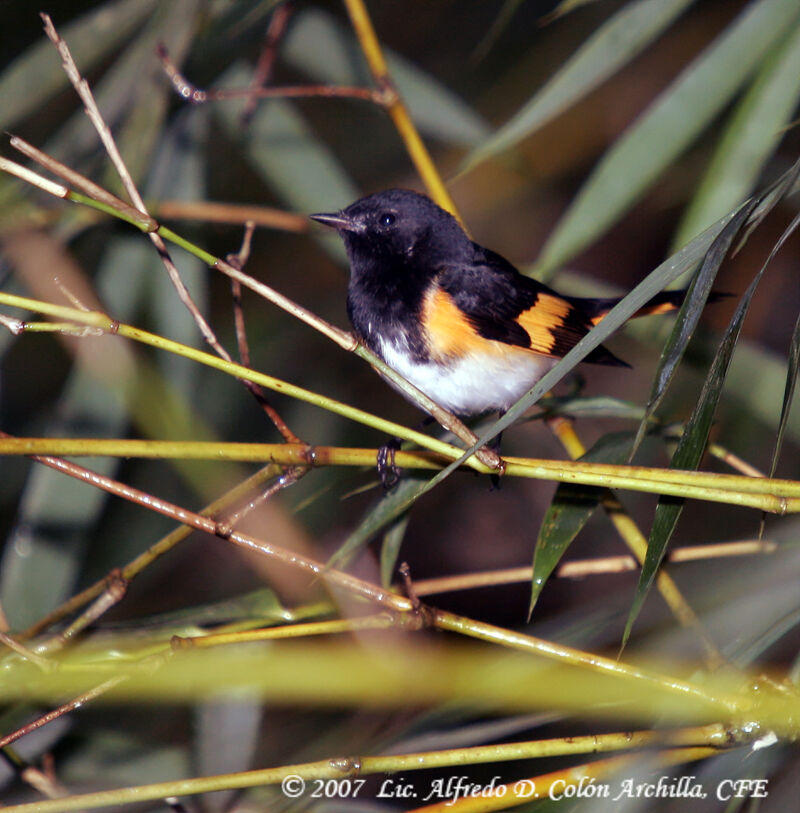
377,416,436,490
489,411,505,490
377,437,402,490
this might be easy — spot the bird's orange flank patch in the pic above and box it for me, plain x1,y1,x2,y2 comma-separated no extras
422,287,503,360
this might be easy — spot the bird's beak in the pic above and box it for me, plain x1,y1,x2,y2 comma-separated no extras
309,211,364,233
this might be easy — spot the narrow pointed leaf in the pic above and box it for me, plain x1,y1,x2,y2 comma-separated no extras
630,198,759,460
673,18,800,249
622,203,800,649
530,432,634,616
461,0,695,175
380,515,411,588
769,275,800,478
328,476,425,570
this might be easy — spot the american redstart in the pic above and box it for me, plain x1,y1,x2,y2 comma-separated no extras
311,188,698,418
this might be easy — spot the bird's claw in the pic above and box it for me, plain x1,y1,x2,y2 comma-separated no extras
377,439,402,490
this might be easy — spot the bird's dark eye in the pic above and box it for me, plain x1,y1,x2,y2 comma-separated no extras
379,212,396,227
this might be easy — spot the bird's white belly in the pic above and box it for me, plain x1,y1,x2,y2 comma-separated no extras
378,338,556,415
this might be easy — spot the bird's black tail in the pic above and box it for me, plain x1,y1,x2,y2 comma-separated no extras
574,290,729,326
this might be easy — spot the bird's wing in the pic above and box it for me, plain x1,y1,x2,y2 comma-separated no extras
431,246,626,365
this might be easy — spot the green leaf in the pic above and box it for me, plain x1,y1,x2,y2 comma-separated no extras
538,395,647,422
630,198,759,460
328,476,425,571
470,0,526,63
540,0,604,25
673,18,800,249
529,432,634,617
461,0,695,175
380,515,411,589
622,192,800,650
769,265,800,477
534,0,800,278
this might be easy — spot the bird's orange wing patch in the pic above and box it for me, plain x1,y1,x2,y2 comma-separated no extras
516,293,575,356
422,287,506,360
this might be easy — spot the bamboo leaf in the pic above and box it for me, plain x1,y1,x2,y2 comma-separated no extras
769,309,800,477
530,432,634,616
328,476,425,570
461,0,695,175
630,198,759,460
673,18,800,249
381,515,411,589
534,0,800,278
622,202,800,650
538,395,646,421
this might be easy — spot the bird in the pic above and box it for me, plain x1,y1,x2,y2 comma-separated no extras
310,188,692,419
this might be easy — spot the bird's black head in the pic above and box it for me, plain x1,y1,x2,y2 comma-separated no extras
310,189,470,277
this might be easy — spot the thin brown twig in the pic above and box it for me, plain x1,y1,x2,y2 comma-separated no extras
711,444,766,478
39,570,128,654
225,223,302,443
41,13,234,364
154,200,308,231
1,748,68,801
21,464,286,640
19,762,68,801
212,467,306,540
1,430,411,617
0,675,126,750
229,223,256,369
6,137,348,344
156,42,383,106
8,138,153,229
240,2,295,125
408,539,778,595
218,466,306,532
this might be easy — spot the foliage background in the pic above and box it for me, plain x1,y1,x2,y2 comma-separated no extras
0,0,799,808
